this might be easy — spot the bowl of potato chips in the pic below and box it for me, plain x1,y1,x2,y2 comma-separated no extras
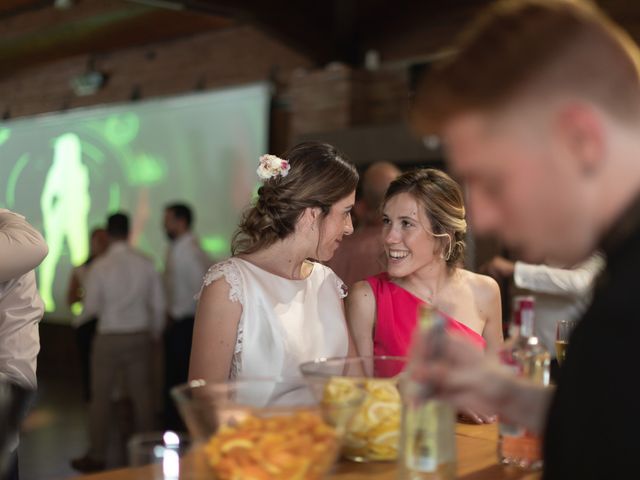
300,356,407,463
171,377,363,479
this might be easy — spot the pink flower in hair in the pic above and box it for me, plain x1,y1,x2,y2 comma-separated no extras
257,154,290,180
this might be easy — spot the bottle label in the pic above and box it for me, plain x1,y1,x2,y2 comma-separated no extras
401,402,455,473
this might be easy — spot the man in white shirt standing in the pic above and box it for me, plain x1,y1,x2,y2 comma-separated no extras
162,203,210,430
0,209,48,480
71,213,165,473
484,253,605,355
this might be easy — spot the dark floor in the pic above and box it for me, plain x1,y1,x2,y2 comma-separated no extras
19,374,89,480
17,323,150,480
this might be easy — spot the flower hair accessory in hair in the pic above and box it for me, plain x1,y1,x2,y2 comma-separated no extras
257,154,290,180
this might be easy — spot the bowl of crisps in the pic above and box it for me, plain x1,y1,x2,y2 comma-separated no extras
171,377,363,480
300,356,407,463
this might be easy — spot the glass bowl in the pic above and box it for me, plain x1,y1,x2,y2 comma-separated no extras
300,356,407,463
171,377,363,479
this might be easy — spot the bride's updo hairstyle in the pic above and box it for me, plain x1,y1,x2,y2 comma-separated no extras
232,142,358,255
383,168,467,269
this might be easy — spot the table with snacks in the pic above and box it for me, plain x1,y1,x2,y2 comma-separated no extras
71,423,541,480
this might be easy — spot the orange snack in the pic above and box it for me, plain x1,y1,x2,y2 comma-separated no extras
203,410,339,480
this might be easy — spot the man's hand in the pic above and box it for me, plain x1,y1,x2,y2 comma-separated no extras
409,332,551,433
481,255,515,279
458,407,497,424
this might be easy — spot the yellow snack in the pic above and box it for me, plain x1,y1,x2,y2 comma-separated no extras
322,378,401,461
203,410,338,480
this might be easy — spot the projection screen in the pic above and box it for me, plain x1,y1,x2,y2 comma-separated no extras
0,83,270,321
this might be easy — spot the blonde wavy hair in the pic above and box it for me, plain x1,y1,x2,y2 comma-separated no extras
383,168,467,269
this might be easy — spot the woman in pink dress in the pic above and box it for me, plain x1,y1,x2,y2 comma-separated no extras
346,169,503,422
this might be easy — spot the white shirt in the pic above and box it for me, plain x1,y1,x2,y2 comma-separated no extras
513,253,605,355
81,241,165,339
0,209,48,390
202,258,349,389
164,232,210,319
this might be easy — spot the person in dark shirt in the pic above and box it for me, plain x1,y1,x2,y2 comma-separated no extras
408,1,640,478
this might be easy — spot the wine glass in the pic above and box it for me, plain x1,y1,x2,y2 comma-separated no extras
555,320,574,366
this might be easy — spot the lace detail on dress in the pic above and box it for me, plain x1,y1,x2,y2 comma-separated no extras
200,259,244,379
201,260,242,303
228,321,243,380
336,277,348,299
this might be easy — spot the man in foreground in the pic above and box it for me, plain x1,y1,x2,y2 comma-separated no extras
411,1,640,477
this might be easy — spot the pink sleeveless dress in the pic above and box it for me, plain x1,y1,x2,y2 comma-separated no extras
367,273,486,357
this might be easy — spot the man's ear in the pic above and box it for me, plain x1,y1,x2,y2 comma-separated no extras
353,199,367,222
555,102,606,176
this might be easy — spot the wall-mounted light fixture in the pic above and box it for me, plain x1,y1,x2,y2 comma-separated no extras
70,57,107,96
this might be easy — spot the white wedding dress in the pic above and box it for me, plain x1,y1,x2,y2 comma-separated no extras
202,257,349,382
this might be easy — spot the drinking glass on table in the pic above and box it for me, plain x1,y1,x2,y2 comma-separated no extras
555,320,574,366
128,431,191,479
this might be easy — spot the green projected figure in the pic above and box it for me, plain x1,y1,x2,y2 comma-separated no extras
39,133,90,312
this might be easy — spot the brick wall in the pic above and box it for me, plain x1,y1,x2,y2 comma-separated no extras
289,63,410,140
0,25,313,119
1,24,448,161
0,23,420,148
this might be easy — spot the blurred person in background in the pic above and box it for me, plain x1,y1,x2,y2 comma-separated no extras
0,209,48,480
483,252,604,356
71,213,164,473
327,162,400,287
162,203,210,430
66,228,109,402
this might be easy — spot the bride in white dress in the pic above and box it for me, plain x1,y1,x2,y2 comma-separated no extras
189,142,359,383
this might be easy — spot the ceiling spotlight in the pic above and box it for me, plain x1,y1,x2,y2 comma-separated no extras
54,0,74,9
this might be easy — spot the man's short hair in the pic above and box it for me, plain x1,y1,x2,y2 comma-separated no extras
107,213,129,238
361,162,402,211
414,0,640,133
166,203,193,228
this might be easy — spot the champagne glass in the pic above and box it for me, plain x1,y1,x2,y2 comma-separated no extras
555,320,573,366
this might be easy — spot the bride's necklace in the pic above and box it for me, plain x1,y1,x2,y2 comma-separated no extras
423,290,437,306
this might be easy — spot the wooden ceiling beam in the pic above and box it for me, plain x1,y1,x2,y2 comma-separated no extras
0,1,233,71
171,0,347,65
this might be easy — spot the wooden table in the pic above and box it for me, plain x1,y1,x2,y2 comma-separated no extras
71,424,541,479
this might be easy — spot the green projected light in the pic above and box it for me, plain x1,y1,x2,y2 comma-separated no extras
0,128,10,147
104,113,140,147
71,302,83,317
39,133,90,311
126,152,166,186
6,153,29,208
201,235,229,257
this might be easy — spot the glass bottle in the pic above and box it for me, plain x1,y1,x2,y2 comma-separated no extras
498,296,550,470
399,305,456,480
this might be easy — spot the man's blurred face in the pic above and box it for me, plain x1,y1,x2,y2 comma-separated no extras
443,110,593,265
163,210,180,241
